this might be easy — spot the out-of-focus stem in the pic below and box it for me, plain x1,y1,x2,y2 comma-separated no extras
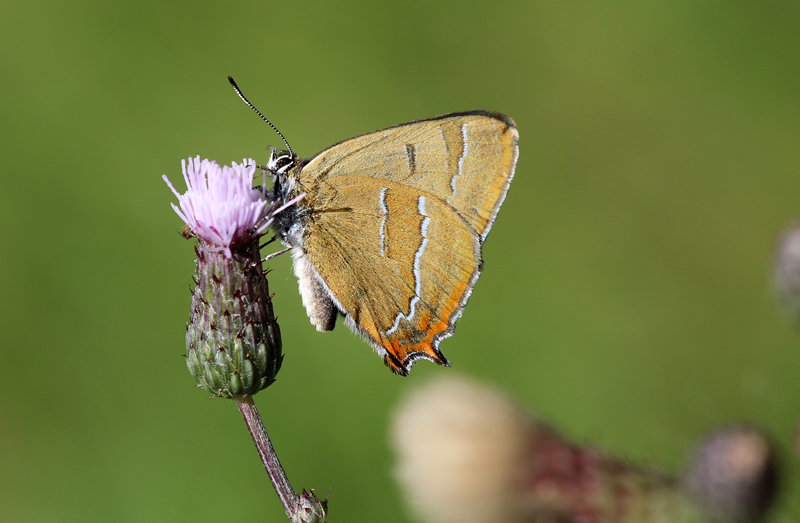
236,396,297,519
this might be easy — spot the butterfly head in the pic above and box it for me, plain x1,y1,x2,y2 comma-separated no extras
265,147,296,176
261,147,306,245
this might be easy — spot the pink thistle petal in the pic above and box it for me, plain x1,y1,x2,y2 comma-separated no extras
164,157,270,258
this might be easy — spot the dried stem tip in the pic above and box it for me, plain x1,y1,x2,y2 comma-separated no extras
291,489,329,523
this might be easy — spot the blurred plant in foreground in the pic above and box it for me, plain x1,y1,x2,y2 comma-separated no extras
165,157,326,522
392,376,777,523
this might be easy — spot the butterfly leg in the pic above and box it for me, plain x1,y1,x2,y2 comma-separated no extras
262,246,291,262
260,235,278,249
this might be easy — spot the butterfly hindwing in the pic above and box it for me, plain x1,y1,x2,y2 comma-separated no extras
284,112,517,374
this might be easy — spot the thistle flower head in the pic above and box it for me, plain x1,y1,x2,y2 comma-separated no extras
163,156,270,258
164,156,301,398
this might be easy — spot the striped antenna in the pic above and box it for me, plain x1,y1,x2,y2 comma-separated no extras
228,76,293,158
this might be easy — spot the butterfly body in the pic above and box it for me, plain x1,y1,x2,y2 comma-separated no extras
267,111,518,375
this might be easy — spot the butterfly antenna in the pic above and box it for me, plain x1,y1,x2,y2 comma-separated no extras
228,76,293,158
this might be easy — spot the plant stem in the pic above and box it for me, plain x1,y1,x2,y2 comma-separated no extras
236,396,297,519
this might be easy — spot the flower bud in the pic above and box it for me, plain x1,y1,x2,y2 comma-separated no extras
686,427,777,523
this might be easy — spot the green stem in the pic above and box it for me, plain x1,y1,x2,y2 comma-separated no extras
236,396,297,519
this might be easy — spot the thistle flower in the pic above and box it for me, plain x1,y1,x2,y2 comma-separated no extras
165,155,325,522
164,157,297,398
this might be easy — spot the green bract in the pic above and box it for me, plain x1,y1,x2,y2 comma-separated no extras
186,243,282,398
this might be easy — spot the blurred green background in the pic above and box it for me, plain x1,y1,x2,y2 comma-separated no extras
2,0,800,521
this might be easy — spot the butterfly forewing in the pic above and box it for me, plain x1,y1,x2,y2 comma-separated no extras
299,112,517,239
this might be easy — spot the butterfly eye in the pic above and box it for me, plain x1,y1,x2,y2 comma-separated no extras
266,150,295,175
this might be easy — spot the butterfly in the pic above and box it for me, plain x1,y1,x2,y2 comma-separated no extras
230,78,518,375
